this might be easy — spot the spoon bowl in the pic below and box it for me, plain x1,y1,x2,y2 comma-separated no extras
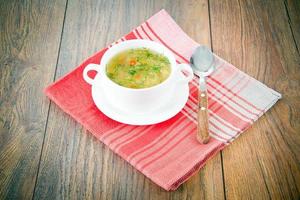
190,46,215,76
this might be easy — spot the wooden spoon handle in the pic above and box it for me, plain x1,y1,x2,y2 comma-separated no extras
197,90,210,144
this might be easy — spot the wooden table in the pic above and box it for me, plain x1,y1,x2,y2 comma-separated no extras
1,0,299,199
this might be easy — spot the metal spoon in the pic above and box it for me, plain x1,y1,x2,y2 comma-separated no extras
190,45,215,144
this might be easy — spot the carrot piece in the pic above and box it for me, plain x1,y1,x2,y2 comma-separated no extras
130,59,137,66
134,74,141,80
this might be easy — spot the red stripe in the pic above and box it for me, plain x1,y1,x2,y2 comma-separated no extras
210,76,263,112
187,87,198,103
188,82,242,132
135,28,184,67
186,95,241,135
209,90,254,121
113,126,153,151
184,95,237,140
208,81,259,117
101,125,127,141
182,103,196,115
106,126,137,145
134,28,144,39
207,71,241,109
135,28,183,66
114,112,185,155
134,121,193,166
127,116,189,162
208,77,254,120
181,111,196,123
186,88,242,132
124,32,137,40
120,114,184,157
211,78,254,121
209,98,250,129
182,104,197,121
139,124,195,170
184,99,197,114
209,129,229,142
191,63,240,106
141,25,154,40
145,22,189,63
185,90,198,105
209,113,240,132
209,120,235,138
185,99,197,113
207,76,259,118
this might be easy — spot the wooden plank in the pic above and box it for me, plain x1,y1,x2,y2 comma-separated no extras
284,0,300,51
0,0,67,199
33,0,225,199
209,0,300,199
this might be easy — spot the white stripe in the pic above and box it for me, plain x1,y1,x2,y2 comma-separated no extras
103,125,136,144
181,109,197,124
138,24,187,64
113,126,154,152
209,110,241,132
209,93,253,123
140,23,188,63
188,94,242,133
238,78,280,110
109,126,148,149
210,133,228,143
132,29,141,39
135,122,195,169
202,76,255,122
207,68,240,96
209,123,232,140
186,95,198,110
99,124,127,140
183,102,197,119
135,26,152,40
130,119,192,164
191,64,240,107
127,115,187,161
208,75,261,116
191,60,229,87
208,77,258,120
184,95,236,141
209,118,237,137
184,93,240,143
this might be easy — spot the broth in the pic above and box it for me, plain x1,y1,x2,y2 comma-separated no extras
106,48,171,89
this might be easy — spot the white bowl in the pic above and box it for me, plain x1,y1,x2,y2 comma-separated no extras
83,39,193,114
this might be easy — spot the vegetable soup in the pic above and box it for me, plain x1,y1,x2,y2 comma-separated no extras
106,48,171,89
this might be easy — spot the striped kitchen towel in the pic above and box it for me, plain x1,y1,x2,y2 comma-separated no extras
44,9,281,190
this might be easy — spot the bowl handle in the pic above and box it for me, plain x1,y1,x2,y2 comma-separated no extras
83,64,102,85
176,63,194,83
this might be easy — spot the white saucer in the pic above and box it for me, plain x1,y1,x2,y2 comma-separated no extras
91,83,189,125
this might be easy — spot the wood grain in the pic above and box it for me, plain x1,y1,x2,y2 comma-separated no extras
209,0,300,199
284,0,300,51
33,0,225,199
197,90,210,144
0,0,67,199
